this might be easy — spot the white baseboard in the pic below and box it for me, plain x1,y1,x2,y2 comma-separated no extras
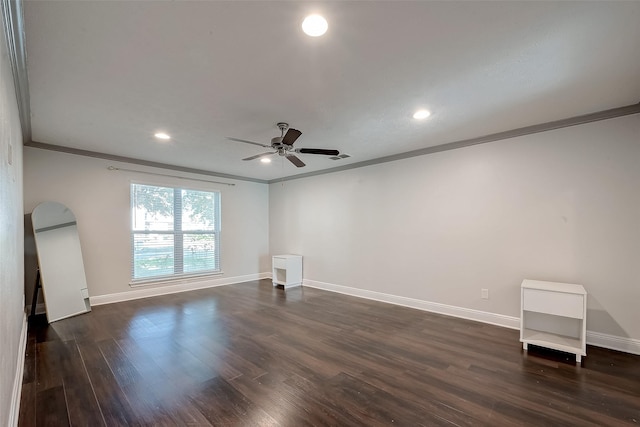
303,279,640,356
587,331,640,355
303,279,521,330
10,313,28,427
90,272,271,306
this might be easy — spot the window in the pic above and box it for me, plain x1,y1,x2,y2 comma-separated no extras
130,183,221,281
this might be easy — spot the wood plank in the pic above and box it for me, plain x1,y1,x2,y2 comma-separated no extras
57,340,104,426
22,334,37,384
35,386,69,427
34,340,63,392
187,376,277,425
114,338,213,426
76,341,137,426
18,382,36,427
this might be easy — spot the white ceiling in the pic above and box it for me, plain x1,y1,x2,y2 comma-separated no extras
23,1,640,182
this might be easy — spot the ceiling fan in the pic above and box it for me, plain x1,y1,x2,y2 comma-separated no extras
227,122,339,168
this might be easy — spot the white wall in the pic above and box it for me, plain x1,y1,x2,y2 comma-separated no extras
0,16,26,427
23,148,270,299
270,114,640,342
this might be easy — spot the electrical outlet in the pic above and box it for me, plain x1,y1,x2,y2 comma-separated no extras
481,288,489,299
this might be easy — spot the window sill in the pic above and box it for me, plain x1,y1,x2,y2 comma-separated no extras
129,271,223,288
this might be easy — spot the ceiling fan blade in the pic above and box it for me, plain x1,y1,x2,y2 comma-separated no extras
226,137,271,148
286,155,305,168
281,128,302,146
242,152,276,161
296,148,340,156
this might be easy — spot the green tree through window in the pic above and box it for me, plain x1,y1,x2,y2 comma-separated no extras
131,183,220,280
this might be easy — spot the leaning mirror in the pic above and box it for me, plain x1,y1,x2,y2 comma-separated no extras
32,202,91,322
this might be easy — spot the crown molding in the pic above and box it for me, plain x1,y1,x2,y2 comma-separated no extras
24,140,270,184
1,0,30,143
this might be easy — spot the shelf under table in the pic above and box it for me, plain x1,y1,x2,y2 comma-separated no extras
521,328,584,355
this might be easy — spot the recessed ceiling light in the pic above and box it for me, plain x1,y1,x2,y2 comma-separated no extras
154,132,171,140
302,14,328,37
260,157,272,164
413,110,431,120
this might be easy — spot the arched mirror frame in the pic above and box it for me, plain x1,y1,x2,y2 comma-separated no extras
32,201,91,322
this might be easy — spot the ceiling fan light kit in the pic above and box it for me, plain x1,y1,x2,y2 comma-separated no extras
227,122,340,168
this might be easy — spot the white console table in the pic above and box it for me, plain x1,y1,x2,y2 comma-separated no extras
520,279,587,363
272,255,302,290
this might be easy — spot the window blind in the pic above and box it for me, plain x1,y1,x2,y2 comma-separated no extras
131,183,221,281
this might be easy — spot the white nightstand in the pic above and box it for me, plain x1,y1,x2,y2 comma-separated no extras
272,255,302,289
520,279,587,363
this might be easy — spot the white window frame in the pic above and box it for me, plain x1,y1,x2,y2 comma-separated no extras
130,181,222,285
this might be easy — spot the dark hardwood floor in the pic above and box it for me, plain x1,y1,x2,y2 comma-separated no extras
19,279,640,426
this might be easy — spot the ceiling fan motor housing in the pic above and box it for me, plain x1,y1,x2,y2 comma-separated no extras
271,136,291,155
